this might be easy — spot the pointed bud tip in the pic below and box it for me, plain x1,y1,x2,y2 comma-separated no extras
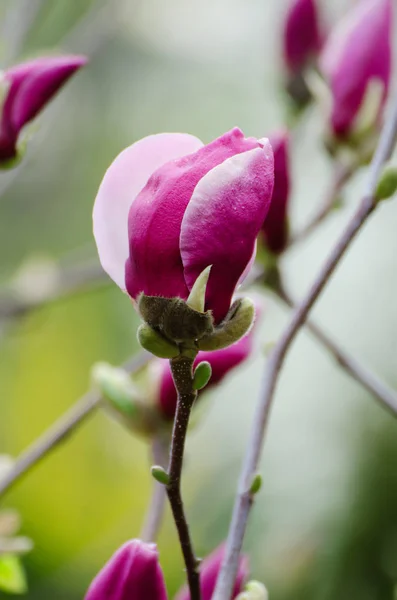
187,265,212,313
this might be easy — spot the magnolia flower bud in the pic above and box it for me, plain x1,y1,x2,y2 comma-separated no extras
85,540,248,600
94,128,274,325
282,0,322,108
0,55,87,166
85,540,167,600
320,0,392,142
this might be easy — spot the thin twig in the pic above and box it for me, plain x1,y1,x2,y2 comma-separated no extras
213,91,397,600
276,287,397,416
140,436,169,543
166,355,201,600
288,160,355,247
0,352,150,499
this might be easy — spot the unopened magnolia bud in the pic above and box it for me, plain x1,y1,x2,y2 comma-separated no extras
236,581,268,600
138,294,213,344
198,298,255,351
91,362,139,417
137,323,179,358
187,265,212,313
151,465,169,485
375,165,397,201
193,361,212,390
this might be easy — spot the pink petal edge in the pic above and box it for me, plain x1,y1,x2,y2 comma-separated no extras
93,133,203,289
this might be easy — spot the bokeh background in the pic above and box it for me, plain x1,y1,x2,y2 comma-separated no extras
0,0,397,598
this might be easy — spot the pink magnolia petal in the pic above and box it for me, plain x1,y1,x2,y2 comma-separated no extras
237,239,257,288
175,544,248,600
262,130,290,254
85,540,167,600
320,0,392,136
125,128,260,300
180,142,274,323
93,133,203,289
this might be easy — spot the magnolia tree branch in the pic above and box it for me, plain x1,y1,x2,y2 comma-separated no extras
276,287,397,416
140,436,169,543
213,92,397,600
0,353,149,499
166,355,201,600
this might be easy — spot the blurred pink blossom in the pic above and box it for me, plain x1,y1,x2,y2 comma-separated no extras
320,0,392,138
85,539,248,600
0,55,87,163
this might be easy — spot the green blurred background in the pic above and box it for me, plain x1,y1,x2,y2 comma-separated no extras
0,0,397,598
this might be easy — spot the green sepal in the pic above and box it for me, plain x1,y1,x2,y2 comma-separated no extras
375,165,397,201
137,323,179,358
198,298,255,351
0,554,27,594
151,465,169,485
187,265,212,312
193,361,212,390
138,294,213,344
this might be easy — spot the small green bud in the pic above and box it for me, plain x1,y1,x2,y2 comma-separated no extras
249,473,262,495
137,323,179,358
187,265,212,313
198,298,255,351
236,581,268,600
151,465,169,485
193,361,212,390
92,362,139,417
375,165,397,201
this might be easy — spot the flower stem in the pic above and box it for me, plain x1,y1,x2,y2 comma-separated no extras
140,436,169,543
166,354,201,600
212,90,397,600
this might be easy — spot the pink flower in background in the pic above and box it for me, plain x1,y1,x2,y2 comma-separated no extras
320,0,392,138
175,543,248,600
85,539,248,600
0,55,87,163
158,305,261,419
261,131,290,254
283,0,322,75
93,128,274,323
